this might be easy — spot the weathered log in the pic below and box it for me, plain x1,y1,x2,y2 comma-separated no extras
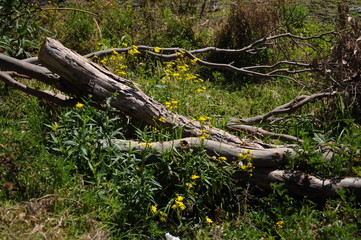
102,138,361,199
102,137,295,168
240,168,361,200
37,37,250,147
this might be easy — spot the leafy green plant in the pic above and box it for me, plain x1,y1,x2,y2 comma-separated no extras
0,0,43,58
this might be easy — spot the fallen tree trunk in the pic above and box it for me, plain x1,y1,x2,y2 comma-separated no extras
102,137,360,200
38,37,249,147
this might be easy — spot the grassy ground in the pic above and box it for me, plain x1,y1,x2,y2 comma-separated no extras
1,0,361,239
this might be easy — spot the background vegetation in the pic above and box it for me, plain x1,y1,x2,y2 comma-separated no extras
1,0,360,239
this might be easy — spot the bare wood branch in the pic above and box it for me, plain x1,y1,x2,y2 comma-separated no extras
0,71,77,106
238,91,338,123
23,31,334,81
0,53,60,88
102,137,295,168
226,123,304,143
240,168,361,200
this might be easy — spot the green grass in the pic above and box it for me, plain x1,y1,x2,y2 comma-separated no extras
1,0,361,239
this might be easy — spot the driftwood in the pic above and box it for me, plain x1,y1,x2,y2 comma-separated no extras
0,37,360,199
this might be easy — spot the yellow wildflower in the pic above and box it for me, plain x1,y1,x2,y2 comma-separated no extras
76,102,84,108
198,116,207,121
122,43,128,47
206,217,213,224
151,205,157,213
111,49,118,55
176,195,184,201
159,211,168,222
172,73,180,77
158,117,166,123
218,156,227,161
185,182,193,188
191,58,200,64
276,221,284,229
191,175,200,180
128,45,140,55
154,47,161,53
178,201,186,210
172,201,186,211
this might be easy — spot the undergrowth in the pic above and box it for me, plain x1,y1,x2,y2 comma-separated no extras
1,0,361,239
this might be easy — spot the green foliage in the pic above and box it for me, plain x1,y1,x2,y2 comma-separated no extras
0,0,44,58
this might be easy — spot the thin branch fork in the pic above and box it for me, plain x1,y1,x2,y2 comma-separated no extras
226,123,304,143
238,91,338,124
0,71,77,106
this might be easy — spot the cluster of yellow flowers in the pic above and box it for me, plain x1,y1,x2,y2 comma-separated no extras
110,50,127,75
161,57,204,84
198,129,210,140
205,217,213,224
238,149,255,176
150,205,168,222
185,174,200,189
91,50,127,76
128,45,140,55
276,220,284,229
154,47,161,53
171,195,186,211
164,99,179,111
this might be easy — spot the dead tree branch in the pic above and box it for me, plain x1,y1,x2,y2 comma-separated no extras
236,91,338,124
0,71,76,106
102,137,294,168
240,168,361,200
21,31,335,81
226,123,304,143
101,137,361,200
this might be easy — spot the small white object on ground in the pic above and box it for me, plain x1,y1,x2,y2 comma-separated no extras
165,232,181,240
